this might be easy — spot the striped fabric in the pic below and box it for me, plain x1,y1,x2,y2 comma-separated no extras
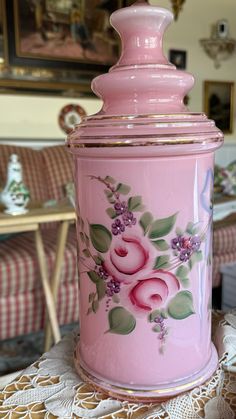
0,227,79,339
213,251,236,288
0,145,78,340
41,145,73,201
0,228,78,297
0,282,79,340
213,224,236,256
212,225,236,288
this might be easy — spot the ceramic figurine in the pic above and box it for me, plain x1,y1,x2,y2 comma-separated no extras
67,1,224,402
1,154,30,215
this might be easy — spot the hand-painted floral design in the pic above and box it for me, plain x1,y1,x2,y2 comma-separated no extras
104,235,149,284
77,174,210,352
129,270,180,311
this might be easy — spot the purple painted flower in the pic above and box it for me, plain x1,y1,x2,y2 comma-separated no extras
106,279,120,296
122,211,137,227
179,248,192,262
114,201,127,215
171,234,202,262
98,266,108,279
190,235,201,252
111,219,125,235
171,236,184,250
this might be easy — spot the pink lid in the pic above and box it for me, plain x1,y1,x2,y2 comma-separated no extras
67,1,223,153
91,0,194,115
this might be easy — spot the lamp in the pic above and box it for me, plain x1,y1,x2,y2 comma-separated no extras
170,0,186,20
200,20,236,68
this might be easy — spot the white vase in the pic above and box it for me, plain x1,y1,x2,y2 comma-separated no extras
1,154,30,215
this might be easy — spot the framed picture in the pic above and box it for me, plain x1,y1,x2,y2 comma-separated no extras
169,49,187,70
0,0,126,96
204,81,234,134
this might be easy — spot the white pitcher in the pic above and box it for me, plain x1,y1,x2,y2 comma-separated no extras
1,154,30,215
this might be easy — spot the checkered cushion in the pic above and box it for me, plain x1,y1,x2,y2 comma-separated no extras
213,251,236,288
41,145,73,201
213,225,236,255
0,282,79,340
0,144,78,340
0,226,78,340
212,225,236,288
0,145,48,203
0,227,78,298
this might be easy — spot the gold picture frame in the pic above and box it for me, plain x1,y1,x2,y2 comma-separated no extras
0,0,126,96
204,80,234,134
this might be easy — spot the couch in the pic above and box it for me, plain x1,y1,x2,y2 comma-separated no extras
0,145,79,340
213,223,236,288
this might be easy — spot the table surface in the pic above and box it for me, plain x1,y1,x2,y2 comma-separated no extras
0,203,76,227
0,311,235,418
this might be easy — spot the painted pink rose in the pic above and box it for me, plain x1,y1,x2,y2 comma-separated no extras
129,270,180,311
104,235,149,284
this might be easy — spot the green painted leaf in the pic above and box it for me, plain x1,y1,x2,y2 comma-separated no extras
149,309,160,322
168,291,195,320
87,271,100,284
148,212,178,239
139,212,153,235
92,300,99,313
112,294,120,304
151,239,169,251
188,250,203,270
80,232,85,242
105,176,116,184
152,325,161,333
116,183,131,195
153,255,170,269
93,255,104,265
106,207,117,219
179,277,190,288
175,227,184,236
89,224,112,253
96,280,106,300
186,222,201,235
104,189,113,198
128,196,144,212
82,249,90,258
107,307,136,335
176,265,189,279
160,309,168,319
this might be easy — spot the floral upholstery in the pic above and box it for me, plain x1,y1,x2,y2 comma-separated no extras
0,145,78,340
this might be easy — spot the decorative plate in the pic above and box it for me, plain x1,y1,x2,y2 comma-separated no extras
58,104,87,134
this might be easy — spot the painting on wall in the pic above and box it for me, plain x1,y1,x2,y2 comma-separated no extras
204,81,234,134
13,0,122,66
169,49,187,70
0,0,126,95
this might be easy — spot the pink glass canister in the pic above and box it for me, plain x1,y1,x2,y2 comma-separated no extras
67,1,223,402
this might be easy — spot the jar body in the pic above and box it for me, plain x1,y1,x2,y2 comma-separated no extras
73,145,218,398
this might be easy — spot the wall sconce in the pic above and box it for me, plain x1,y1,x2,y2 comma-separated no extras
170,0,186,20
200,20,236,68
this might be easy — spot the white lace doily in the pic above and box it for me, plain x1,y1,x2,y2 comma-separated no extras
0,311,235,418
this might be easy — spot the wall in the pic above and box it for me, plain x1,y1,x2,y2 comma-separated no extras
0,0,236,165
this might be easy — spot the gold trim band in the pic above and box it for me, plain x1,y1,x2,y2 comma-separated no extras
67,135,223,148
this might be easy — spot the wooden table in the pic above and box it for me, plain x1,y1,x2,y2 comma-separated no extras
0,204,76,351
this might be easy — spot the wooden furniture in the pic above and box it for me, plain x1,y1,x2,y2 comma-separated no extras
0,204,76,351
